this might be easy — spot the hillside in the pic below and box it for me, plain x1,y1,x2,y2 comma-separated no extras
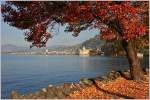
1,35,105,53
1,44,28,53
80,35,105,49
52,35,105,53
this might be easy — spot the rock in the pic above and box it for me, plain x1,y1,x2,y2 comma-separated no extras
69,83,74,89
46,87,57,98
27,91,46,99
122,70,131,79
74,83,82,90
107,71,117,80
27,93,36,99
79,78,94,86
36,91,46,99
33,91,42,99
143,68,149,75
100,71,121,83
110,70,116,73
55,89,65,98
48,84,53,88
101,76,108,79
145,68,149,74
42,88,47,93
100,76,110,83
11,89,48,99
46,83,77,98
11,90,19,99
11,90,26,99
62,83,72,95
114,71,121,78
125,69,130,73
94,76,105,81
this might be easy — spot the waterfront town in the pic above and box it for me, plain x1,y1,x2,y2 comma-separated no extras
2,34,148,57
6,46,145,58
7,46,104,56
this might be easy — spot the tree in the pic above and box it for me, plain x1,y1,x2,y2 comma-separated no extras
1,1,149,80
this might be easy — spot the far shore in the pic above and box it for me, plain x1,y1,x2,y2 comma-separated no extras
2,53,149,58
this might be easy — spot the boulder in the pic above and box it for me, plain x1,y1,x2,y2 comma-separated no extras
114,71,121,78
32,91,43,99
11,90,21,99
52,87,65,99
48,84,53,88
101,76,110,83
42,88,47,93
79,78,94,86
122,69,131,79
107,70,119,80
94,76,104,81
61,83,73,95
143,68,149,75
46,87,58,98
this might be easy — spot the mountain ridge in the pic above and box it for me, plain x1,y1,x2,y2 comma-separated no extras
1,35,105,53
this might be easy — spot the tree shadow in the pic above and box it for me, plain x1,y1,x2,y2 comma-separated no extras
89,78,135,99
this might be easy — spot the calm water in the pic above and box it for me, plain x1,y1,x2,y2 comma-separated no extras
1,54,149,98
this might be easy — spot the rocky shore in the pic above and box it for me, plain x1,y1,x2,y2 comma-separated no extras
11,68,149,99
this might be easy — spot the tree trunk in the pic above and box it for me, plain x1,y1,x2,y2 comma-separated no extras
121,40,144,80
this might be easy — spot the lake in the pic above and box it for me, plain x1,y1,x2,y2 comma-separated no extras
1,54,149,98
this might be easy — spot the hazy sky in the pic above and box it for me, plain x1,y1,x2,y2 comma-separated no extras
1,21,99,47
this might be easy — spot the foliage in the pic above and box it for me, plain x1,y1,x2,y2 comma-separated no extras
1,1,148,48
69,76,149,99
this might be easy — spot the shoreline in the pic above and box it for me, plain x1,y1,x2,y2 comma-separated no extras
11,68,149,99
2,53,149,58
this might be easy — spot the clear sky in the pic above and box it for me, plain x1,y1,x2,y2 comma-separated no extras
1,21,99,47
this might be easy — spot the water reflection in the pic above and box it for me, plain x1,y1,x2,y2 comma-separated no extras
80,56,91,72
80,56,148,72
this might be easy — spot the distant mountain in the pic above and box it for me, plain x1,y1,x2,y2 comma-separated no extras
1,44,71,53
1,35,105,53
50,35,106,52
47,45,70,50
1,44,28,53
80,35,105,49
47,35,105,51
